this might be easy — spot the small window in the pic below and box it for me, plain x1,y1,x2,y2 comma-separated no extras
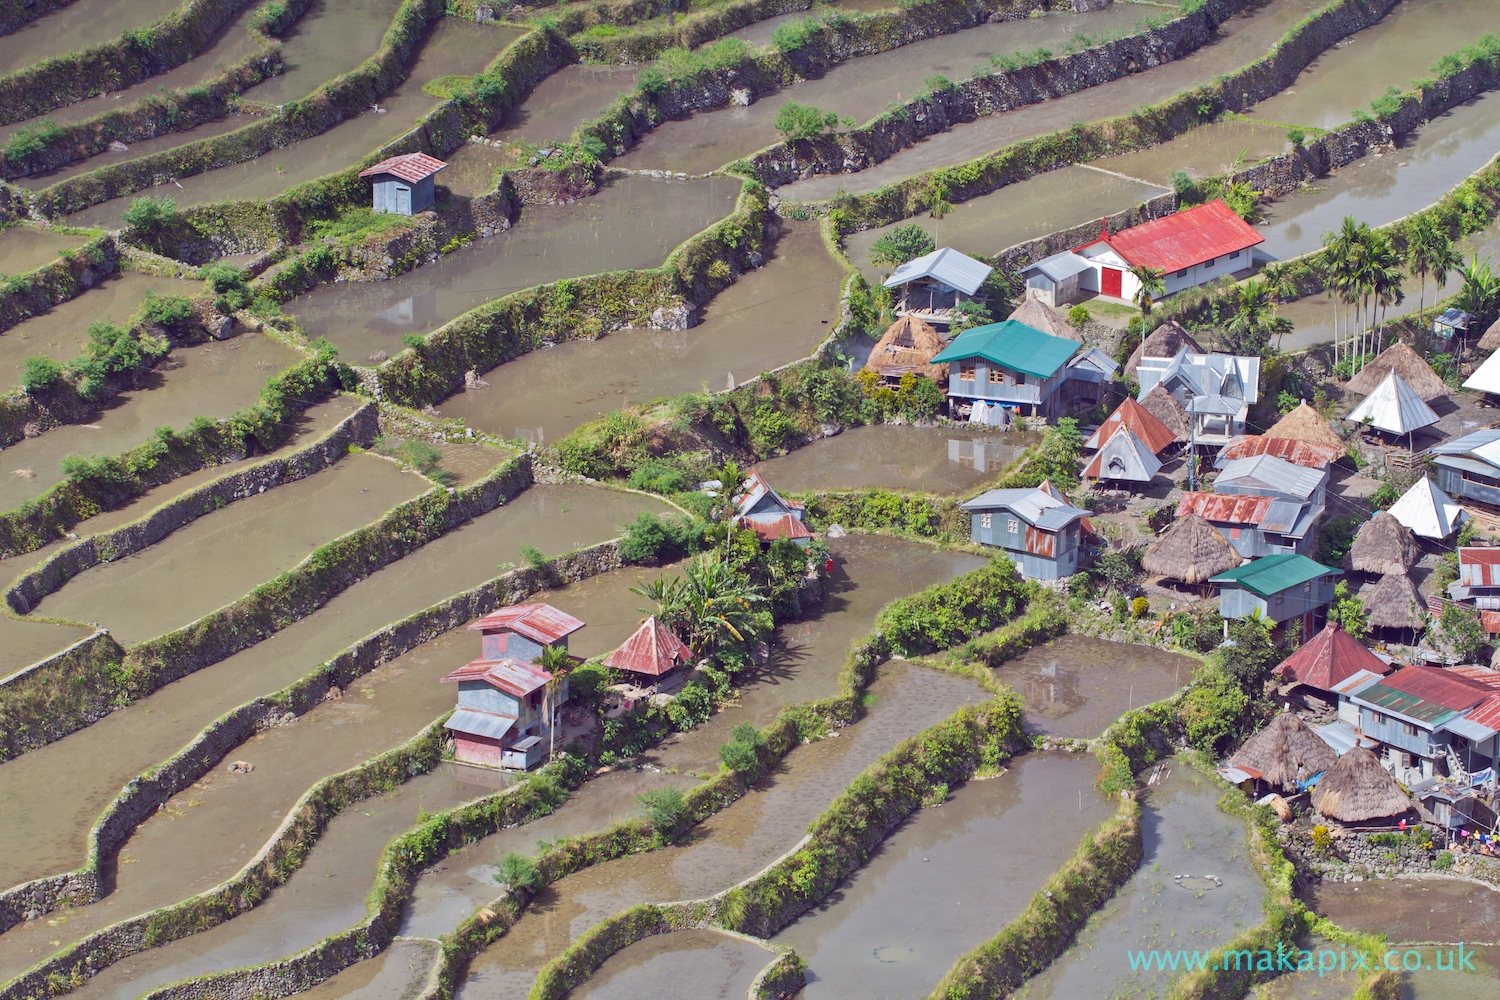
1229,249,1240,259
1016,372,1027,385
1204,257,1215,269
1401,752,1413,769
1175,268,1188,278
1007,519,1020,535
980,513,992,529
1401,722,1418,737
1373,712,1389,726
959,364,976,381
989,368,1005,383
1275,592,1284,605
1303,581,1311,594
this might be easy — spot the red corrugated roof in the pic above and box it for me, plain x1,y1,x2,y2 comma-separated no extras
1218,435,1341,470
1084,397,1176,455
1483,611,1500,635
441,658,554,698
1175,491,1273,525
1460,547,1500,588
737,514,814,542
358,152,448,183
468,603,585,644
1105,201,1264,273
1448,665,1500,688
1273,621,1391,690
1381,664,1493,712
1463,692,1500,730
603,616,692,677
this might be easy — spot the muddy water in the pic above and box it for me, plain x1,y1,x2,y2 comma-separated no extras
0,271,186,388
1251,936,1360,998
0,485,668,899
1403,945,1500,998
0,2,270,147
773,752,1110,999
57,768,481,1000
568,930,774,1000
755,425,1036,494
726,0,907,47
457,660,989,1000
1311,877,1500,944
488,64,639,146
294,941,438,1000
844,167,1167,284
435,218,841,444
0,330,300,512
0,225,85,274
993,635,1194,738
0,615,92,680
29,452,424,641
1016,760,1265,999
288,174,739,364
1248,0,1493,132
1095,118,1289,186
0,0,183,77
1259,92,1500,262
614,5,1148,176
243,0,407,106
66,18,527,230
778,0,1331,201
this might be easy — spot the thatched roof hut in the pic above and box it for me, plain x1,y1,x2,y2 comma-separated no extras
1312,746,1413,823
1009,297,1081,342
1364,571,1429,631
1126,319,1204,373
1264,402,1343,446
1140,384,1191,442
865,315,949,381
1229,711,1338,792
1346,341,1448,401
1480,317,1500,352
1345,511,1420,575
1142,513,1242,583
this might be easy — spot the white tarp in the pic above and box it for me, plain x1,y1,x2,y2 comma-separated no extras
1389,474,1469,540
1345,371,1439,435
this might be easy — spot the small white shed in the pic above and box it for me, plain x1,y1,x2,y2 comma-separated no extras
1020,251,1091,308
358,152,447,216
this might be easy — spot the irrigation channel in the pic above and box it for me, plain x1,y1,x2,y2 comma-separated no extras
4,0,1499,996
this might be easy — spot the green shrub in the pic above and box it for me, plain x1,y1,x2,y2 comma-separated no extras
5,118,62,161
770,16,820,53
520,544,548,569
868,223,934,267
1286,127,1305,147
718,721,766,774
618,511,702,564
1435,850,1454,869
636,786,686,830
773,100,842,140
138,290,195,331
20,355,62,393
201,262,253,314
1067,305,1091,326
565,661,613,711
494,851,542,890
122,195,179,235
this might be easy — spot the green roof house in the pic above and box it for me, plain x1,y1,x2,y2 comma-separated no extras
1210,553,1338,640
931,320,1081,421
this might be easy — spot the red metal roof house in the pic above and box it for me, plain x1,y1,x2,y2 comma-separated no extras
441,602,582,770
734,467,814,547
603,616,693,691
1072,201,1264,303
1273,620,1392,694
359,152,447,216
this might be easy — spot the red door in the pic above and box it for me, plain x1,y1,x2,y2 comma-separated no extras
1101,267,1122,298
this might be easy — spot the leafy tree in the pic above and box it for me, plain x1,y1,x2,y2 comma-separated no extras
1093,548,1141,593
1439,603,1487,664
1217,614,1277,693
868,223,934,267
637,786,687,830
1456,254,1500,329
1169,169,1194,199
773,100,841,140
122,195,179,235
1403,214,1460,328
493,851,542,890
632,553,769,655
1034,417,1085,489
948,298,992,333
1220,278,1292,355
717,721,766,774
21,355,61,393
1330,579,1368,635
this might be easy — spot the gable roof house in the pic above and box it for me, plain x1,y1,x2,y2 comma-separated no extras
442,602,583,770
1214,435,1341,471
1174,491,1322,559
1137,349,1261,444
883,247,993,330
960,487,1093,580
360,152,446,216
864,315,949,383
1210,553,1338,637
1273,620,1392,697
1387,473,1469,540
1447,547,1500,609
1081,426,1162,486
1427,429,1500,511
603,616,694,693
1345,664,1500,785
932,319,1082,421
733,467,814,547
1073,200,1264,302
1214,453,1329,505
1084,397,1176,455
1019,251,1093,309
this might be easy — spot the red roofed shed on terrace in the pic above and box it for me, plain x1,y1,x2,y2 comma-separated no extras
604,615,693,692
1273,620,1391,696
359,152,447,216
1072,200,1263,303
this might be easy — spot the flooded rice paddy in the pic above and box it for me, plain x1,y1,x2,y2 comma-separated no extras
28,451,425,641
0,485,669,898
0,616,93,685
435,218,843,444
565,930,774,1000
456,660,989,1000
779,0,1332,201
755,424,1036,494
487,64,640,146
1095,118,1290,186
614,4,1148,176
0,225,86,275
993,635,1194,738
1015,760,1265,999
292,940,438,1000
0,0,182,78
773,752,1112,999
0,329,300,512
288,174,741,364
243,0,407,107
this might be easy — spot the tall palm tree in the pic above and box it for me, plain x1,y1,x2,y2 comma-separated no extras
1128,264,1166,319
1223,279,1276,355
1258,262,1297,303
536,644,573,762
1455,255,1500,359
1322,217,1365,369
1403,216,1459,332
1365,231,1403,355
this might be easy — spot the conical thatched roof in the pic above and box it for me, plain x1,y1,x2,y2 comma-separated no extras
1364,571,1429,631
1345,511,1420,575
1480,317,1500,352
1229,712,1338,792
1009,297,1081,342
1346,341,1448,401
1264,402,1343,446
1312,746,1412,823
1140,384,1191,442
1142,513,1242,583
865,315,950,381
1126,319,1204,373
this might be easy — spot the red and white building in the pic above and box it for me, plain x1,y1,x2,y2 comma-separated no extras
1072,200,1264,302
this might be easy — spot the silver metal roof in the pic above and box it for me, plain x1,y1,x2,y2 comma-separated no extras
1186,394,1243,415
445,708,517,741
883,247,993,295
1345,371,1440,435
1026,251,1093,283
1259,500,1305,534
1138,349,1261,403
960,487,1092,527
1464,349,1500,394
1215,454,1325,501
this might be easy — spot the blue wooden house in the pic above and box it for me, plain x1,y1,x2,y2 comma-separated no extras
359,152,447,215
931,319,1081,421
1344,664,1498,784
441,602,581,770
959,484,1092,579
1209,553,1337,638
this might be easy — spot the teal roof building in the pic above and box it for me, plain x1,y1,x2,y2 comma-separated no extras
931,319,1081,420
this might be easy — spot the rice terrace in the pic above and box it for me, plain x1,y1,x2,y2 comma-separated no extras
4,0,1500,997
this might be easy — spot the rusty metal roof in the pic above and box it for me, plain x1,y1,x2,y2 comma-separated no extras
1175,491,1273,525
1460,548,1500,588
1083,397,1176,455
445,708,517,741
1217,435,1341,470
441,658,555,698
358,152,447,182
1273,621,1391,691
737,514,814,542
469,603,584,644
1370,664,1493,715
603,616,692,677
